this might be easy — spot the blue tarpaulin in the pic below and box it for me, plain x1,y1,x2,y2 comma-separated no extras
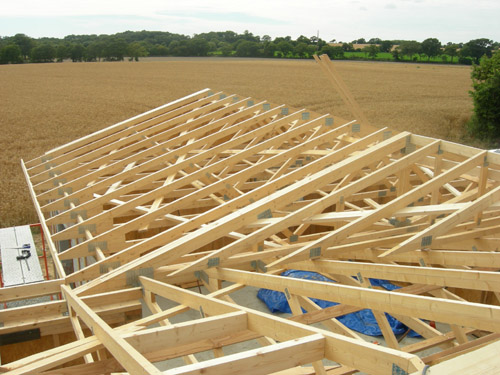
257,269,419,337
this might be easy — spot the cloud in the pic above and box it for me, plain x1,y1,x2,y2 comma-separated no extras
159,11,288,25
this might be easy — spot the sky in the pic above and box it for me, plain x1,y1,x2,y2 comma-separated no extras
1,0,499,43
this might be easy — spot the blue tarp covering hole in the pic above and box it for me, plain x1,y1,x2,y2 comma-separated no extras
257,269,419,337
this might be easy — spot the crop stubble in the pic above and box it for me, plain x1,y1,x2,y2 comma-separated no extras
0,58,473,227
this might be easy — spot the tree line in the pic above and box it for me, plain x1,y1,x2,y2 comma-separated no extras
0,30,498,65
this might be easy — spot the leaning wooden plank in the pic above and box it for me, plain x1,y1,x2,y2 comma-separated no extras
140,277,425,375
380,184,500,257
205,268,500,333
20,159,66,278
315,54,371,127
165,334,325,375
267,150,487,268
61,285,161,375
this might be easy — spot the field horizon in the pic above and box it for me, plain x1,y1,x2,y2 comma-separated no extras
0,57,477,227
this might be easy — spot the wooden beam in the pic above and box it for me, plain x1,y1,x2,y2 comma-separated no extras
165,334,325,375
380,184,500,257
267,150,487,268
288,259,500,292
140,277,425,375
205,268,500,333
61,285,161,375
20,159,66,278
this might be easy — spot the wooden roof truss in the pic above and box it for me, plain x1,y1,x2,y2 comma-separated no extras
2,88,500,374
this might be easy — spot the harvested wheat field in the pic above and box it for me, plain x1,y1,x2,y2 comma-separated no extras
0,57,473,227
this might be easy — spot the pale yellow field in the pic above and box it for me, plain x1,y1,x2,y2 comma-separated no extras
0,58,474,227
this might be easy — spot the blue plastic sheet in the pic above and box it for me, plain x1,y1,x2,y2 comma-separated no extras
257,270,418,337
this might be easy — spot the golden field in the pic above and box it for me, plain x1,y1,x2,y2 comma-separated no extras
0,57,474,227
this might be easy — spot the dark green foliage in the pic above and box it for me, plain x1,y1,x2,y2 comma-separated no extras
127,42,149,61
55,45,68,62
468,51,500,142
421,38,441,61
320,45,344,59
69,44,85,62
363,45,379,59
342,43,354,52
0,31,496,64
0,44,23,64
379,40,393,53
461,38,493,64
444,44,459,63
30,43,56,63
103,38,127,61
399,41,421,60
13,33,34,60
235,41,260,57
391,48,401,61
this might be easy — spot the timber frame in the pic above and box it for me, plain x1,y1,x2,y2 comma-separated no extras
2,87,500,374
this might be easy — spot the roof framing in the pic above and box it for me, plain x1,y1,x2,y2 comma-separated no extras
2,88,500,374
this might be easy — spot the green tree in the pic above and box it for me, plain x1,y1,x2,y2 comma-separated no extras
235,40,259,57
69,43,85,62
295,42,309,58
379,40,393,53
306,44,317,57
342,43,354,52
218,42,233,57
127,42,149,61
13,33,34,60
391,47,401,61
400,40,421,60
103,38,127,61
444,43,459,63
0,44,23,64
87,41,106,61
296,35,311,45
55,44,68,62
150,44,169,56
276,40,294,57
188,37,209,56
421,38,441,61
261,35,272,43
467,50,500,141
320,45,344,59
30,43,56,62
461,38,493,64
363,44,379,59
